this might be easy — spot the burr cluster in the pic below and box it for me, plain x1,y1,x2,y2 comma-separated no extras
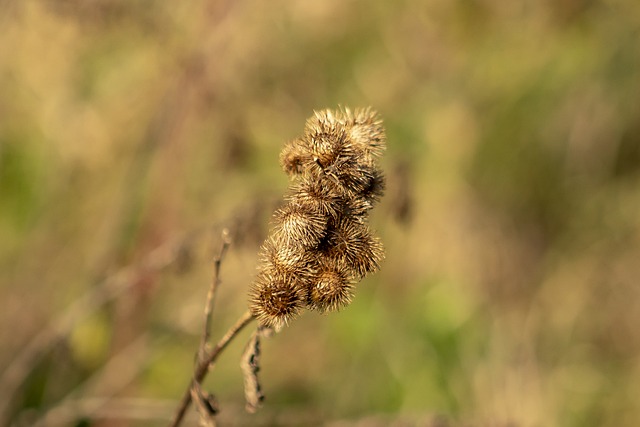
248,107,386,329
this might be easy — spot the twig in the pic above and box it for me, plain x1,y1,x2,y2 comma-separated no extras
240,327,266,413
200,228,231,356
190,381,218,427
171,229,253,427
169,310,255,427
190,228,231,427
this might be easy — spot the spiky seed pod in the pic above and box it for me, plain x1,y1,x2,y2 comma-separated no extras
308,263,354,313
341,196,374,220
318,217,385,279
360,167,386,204
280,138,308,176
302,132,347,170
272,202,327,248
340,168,386,218
324,157,379,197
290,108,386,183
305,109,366,162
304,109,341,138
280,127,347,176
286,171,342,221
343,108,386,160
259,236,316,278
248,268,307,330
249,106,386,328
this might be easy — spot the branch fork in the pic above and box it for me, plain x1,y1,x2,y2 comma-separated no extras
169,230,259,427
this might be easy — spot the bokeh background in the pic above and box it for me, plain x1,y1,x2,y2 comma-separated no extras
2,0,640,426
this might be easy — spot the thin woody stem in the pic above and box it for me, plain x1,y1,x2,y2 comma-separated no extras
169,310,255,427
200,229,231,350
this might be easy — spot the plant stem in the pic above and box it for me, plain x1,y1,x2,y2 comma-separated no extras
201,229,231,351
169,310,255,427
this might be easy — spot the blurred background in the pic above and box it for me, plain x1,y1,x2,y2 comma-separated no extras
1,0,640,426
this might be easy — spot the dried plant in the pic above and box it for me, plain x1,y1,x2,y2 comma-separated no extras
170,107,386,427
249,107,386,329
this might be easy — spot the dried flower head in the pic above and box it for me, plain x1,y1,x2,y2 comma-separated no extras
259,236,315,277
248,107,386,329
272,202,327,249
280,138,308,175
285,173,342,220
249,268,306,329
308,263,354,312
317,216,385,280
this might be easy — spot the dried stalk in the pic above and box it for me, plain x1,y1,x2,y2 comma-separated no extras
200,229,231,361
240,328,267,413
171,107,387,425
169,311,254,427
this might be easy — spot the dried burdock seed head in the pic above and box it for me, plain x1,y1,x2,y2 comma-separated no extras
304,110,356,167
280,129,347,176
303,131,346,169
259,236,316,278
342,196,374,220
361,167,386,204
304,109,341,139
343,107,386,159
325,157,379,197
249,269,306,330
308,264,354,313
272,202,327,248
280,138,309,176
319,217,385,279
249,106,386,329
341,169,386,218
286,172,342,220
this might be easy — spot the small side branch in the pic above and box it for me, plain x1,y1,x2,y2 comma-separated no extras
169,229,259,427
200,229,231,356
169,311,255,427
240,327,267,413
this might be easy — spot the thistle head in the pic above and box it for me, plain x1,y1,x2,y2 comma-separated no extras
308,263,354,313
248,107,386,328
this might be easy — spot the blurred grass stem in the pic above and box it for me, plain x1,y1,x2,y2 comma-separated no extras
0,240,185,426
